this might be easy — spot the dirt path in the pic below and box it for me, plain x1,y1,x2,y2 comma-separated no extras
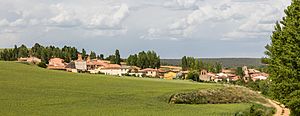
267,99,290,116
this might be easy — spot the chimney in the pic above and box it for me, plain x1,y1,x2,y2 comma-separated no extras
77,53,82,61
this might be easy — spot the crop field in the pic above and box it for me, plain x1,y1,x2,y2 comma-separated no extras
0,62,251,116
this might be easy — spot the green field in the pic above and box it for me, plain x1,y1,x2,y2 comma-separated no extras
0,62,251,115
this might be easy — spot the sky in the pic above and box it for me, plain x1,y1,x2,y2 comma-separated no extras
0,0,291,58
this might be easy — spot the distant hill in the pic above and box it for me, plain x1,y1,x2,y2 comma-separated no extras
161,58,265,68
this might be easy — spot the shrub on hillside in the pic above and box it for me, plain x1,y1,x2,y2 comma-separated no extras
37,62,47,68
235,104,275,116
169,86,267,104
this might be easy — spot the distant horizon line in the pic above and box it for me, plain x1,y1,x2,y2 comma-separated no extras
160,57,262,59
0,47,264,59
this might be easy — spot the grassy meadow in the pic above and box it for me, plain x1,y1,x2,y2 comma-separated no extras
0,61,252,115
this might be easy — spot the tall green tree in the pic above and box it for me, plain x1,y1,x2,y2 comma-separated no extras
127,51,160,69
90,51,96,59
181,56,188,71
82,49,86,60
264,1,300,115
18,44,29,58
236,67,244,77
100,54,104,60
12,45,18,60
115,49,121,64
215,62,222,73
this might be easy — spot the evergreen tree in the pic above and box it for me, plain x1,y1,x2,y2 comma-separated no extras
264,1,300,115
181,56,188,71
18,44,29,58
100,54,104,60
236,67,244,77
108,55,116,64
12,45,18,60
115,49,121,64
215,62,222,73
90,51,96,59
82,49,86,60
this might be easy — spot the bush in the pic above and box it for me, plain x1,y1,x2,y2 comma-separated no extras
235,104,275,116
287,90,300,116
258,80,270,95
186,70,199,82
169,86,267,104
37,62,47,68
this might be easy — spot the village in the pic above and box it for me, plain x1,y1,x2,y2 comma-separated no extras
17,54,269,83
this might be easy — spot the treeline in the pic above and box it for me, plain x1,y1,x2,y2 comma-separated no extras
126,51,160,69
161,58,264,68
0,43,104,63
0,43,160,69
181,56,222,73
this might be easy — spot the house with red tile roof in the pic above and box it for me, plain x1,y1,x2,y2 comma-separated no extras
99,64,130,76
17,56,41,64
65,54,87,73
140,68,165,77
47,58,66,70
242,66,269,82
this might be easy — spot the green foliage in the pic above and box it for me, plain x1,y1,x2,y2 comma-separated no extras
162,58,263,68
115,49,121,64
0,61,251,115
215,62,222,73
236,67,244,77
186,70,199,81
0,43,79,63
181,56,188,71
263,1,300,114
81,49,86,60
169,87,268,104
233,79,270,96
287,90,300,116
258,80,270,95
37,62,47,68
127,54,138,66
235,79,246,85
107,55,116,64
89,51,96,59
127,50,160,69
181,56,223,73
235,104,275,116
18,44,29,58
247,80,260,91
99,54,104,60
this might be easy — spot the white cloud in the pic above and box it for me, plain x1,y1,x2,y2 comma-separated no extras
85,4,129,29
0,19,9,27
47,4,81,27
164,0,200,10
222,1,290,40
0,1,131,40
164,0,290,41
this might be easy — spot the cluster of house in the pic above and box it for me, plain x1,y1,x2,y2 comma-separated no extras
42,54,182,79
17,55,269,82
199,66,269,82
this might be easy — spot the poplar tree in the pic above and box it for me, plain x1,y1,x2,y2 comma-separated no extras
82,49,86,60
264,1,300,115
181,56,188,71
115,49,121,64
